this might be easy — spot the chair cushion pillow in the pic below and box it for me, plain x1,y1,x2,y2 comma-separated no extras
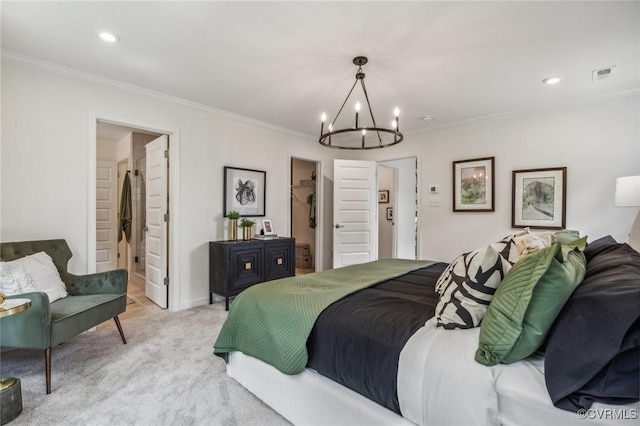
2,251,68,302
0,262,37,295
475,242,586,365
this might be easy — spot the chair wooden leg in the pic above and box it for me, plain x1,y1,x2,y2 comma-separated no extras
45,347,51,394
113,316,127,344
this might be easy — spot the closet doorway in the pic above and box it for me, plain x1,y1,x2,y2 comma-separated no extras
291,158,319,275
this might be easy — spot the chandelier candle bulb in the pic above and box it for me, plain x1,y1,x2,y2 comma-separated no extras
355,102,361,128
320,113,327,135
394,107,400,131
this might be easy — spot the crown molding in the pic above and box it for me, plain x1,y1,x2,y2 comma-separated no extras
407,88,640,136
4,50,636,141
1,50,316,141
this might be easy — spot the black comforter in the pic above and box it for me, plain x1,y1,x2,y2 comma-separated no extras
306,262,446,414
544,241,640,411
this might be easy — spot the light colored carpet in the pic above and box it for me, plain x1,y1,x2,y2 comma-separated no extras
0,304,290,426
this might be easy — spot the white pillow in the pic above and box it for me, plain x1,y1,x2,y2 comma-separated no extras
513,227,553,257
2,252,68,302
0,262,37,295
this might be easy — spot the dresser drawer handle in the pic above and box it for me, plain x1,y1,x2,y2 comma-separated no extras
244,262,252,270
276,257,283,265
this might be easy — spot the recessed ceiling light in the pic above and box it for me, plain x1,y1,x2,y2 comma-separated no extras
421,115,434,121
542,76,561,85
99,32,119,43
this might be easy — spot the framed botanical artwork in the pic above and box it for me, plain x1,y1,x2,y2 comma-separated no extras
223,166,266,217
378,190,389,203
453,157,495,212
512,167,566,229
386,207,393,221
261,218,274,235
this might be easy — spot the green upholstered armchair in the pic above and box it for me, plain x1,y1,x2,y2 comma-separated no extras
0,239,128,394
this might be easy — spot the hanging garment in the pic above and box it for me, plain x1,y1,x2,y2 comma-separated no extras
119,171,132,242
307,191,317,228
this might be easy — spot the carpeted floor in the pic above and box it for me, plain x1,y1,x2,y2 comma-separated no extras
0,304,290,426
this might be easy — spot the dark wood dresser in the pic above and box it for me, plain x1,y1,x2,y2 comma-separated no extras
209,237,295,310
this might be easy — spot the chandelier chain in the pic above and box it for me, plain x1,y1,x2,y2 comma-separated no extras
359,79,383,145
331,78,359,130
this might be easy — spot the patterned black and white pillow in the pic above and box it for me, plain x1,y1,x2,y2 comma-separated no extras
435,235,519,329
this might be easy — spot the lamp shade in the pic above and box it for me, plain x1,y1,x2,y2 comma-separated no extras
615,176,640,207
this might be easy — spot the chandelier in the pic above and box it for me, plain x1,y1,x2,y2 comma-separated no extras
318,56,403,150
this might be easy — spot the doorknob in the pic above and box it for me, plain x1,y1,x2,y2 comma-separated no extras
335,224,344,229
144,226,149,232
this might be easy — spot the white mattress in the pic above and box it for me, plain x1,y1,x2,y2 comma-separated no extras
228,318,639,426
227,351,413,426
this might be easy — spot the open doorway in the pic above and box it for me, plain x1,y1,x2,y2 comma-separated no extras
96,121,168,312
377,164,396,259
377,157,418,260
291,158,319,274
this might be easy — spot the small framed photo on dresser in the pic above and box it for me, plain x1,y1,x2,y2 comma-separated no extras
261,218,275,235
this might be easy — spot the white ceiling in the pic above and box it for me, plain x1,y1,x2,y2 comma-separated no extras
2,1,638,138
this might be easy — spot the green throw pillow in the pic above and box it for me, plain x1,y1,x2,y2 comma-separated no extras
553,229,581,244
475,243,586,366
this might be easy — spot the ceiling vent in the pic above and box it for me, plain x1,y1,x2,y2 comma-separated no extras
592,66,616,82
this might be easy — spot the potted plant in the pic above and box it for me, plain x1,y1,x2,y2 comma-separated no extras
227,211,241,241
239,218,255,241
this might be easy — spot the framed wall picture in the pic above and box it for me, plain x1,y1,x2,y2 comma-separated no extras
378,190,389,203
224,166,266,217
261,218,274,235
512,167,566,229
453,157,495,212
386,207,393,221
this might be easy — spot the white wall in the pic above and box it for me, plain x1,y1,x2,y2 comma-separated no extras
2,58,638,310
96,138,116,161
115,133,131,163
1,59,334,310
360,94,640,261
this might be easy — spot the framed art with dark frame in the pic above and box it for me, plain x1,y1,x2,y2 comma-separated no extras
453,157,495,212
386,207,393,221
512,167,566,229
223,166,266,217
378,190,389,203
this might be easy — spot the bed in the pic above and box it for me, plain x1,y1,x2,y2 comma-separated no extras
214,236,640,425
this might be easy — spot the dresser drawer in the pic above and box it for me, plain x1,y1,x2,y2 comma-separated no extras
264,241,294,281
228,245,264,291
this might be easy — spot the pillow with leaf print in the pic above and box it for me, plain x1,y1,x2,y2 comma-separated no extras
435,234,520,329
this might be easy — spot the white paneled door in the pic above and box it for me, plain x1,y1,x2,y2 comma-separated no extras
333,159,378,268
145,135,169,308
96,160,117,272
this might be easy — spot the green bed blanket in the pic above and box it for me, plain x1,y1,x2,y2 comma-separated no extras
213,258,435,374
